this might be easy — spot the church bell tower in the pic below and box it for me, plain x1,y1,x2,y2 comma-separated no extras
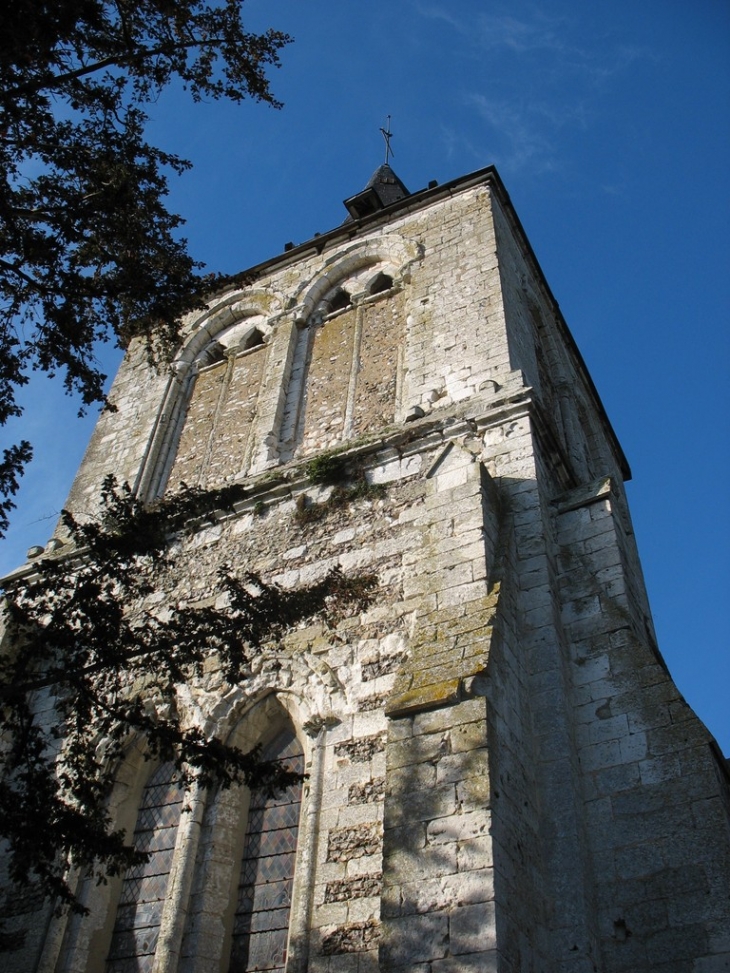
8,163,730,973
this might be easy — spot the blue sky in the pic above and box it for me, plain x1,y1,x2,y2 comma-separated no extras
2,0,728,750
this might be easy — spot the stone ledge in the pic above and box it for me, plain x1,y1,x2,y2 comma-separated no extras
385,677,462,718
554,476,613,514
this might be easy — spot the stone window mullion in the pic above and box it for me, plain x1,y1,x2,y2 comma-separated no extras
343,302,364,439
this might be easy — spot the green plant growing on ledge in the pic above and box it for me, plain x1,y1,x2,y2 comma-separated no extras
303,452,349,486
294,454,387,527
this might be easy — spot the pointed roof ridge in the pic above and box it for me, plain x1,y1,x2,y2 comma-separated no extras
363,163,410,200
343,163,410,222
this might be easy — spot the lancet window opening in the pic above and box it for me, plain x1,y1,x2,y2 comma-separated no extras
288,262,403,458
105,761,185,973
228,726,305,973
162,314,271,493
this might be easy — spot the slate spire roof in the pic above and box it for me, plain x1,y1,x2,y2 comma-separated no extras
343,164,410,221
363,163,410,206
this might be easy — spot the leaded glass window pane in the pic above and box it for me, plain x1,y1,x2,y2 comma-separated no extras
106,762,184,973
229,728,304,973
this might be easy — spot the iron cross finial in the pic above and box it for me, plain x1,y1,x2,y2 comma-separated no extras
380,115,394,164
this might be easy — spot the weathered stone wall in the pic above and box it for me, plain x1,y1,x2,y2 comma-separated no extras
59,339,170,526
49,184,518,536
6,168,729,973
555,479,730,971
167,341,267,490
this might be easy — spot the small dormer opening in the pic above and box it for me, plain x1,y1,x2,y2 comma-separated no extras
368,272,393,296
343,187,382,221
328,289,352,314
201,341,226,367
241,328,265,351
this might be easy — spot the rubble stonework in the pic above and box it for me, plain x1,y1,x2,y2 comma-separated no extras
2,164,729,973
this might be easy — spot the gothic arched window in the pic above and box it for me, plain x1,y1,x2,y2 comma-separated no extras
165,317,270,491
105,761,184,973
228,726,304,973
285,263,404,459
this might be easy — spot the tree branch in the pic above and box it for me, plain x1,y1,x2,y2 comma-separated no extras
0,257,48,293
0,631,187,701
7,38,227,99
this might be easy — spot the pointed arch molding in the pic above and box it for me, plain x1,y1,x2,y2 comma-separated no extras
279,235,420,460
176,690,335,973
135,289,284,499
180,289,282,365
178,649,348,748
135,234,420,499
291,234,420,324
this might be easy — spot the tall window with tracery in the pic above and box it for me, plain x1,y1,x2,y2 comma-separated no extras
293,268,403,458
105,761,184,973
229,727,304,973
165,317,269,493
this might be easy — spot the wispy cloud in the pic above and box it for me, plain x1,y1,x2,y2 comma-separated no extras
455,91,597,176
471,11,569,56
413,3,570,55
439,125,484,165
413,1,653,177
459,96,558,174
411,2,467,35
412,2,652,77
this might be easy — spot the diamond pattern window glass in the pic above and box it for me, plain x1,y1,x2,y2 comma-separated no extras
229,727,304,973
106,762,184,973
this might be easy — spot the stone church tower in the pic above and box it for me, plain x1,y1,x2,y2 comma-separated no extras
6,164,730,972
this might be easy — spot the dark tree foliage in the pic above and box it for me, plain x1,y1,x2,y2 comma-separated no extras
0,443,33,538
0,478,377,911
0,1,291,532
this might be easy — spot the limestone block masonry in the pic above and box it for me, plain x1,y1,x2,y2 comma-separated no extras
2,165,728,973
